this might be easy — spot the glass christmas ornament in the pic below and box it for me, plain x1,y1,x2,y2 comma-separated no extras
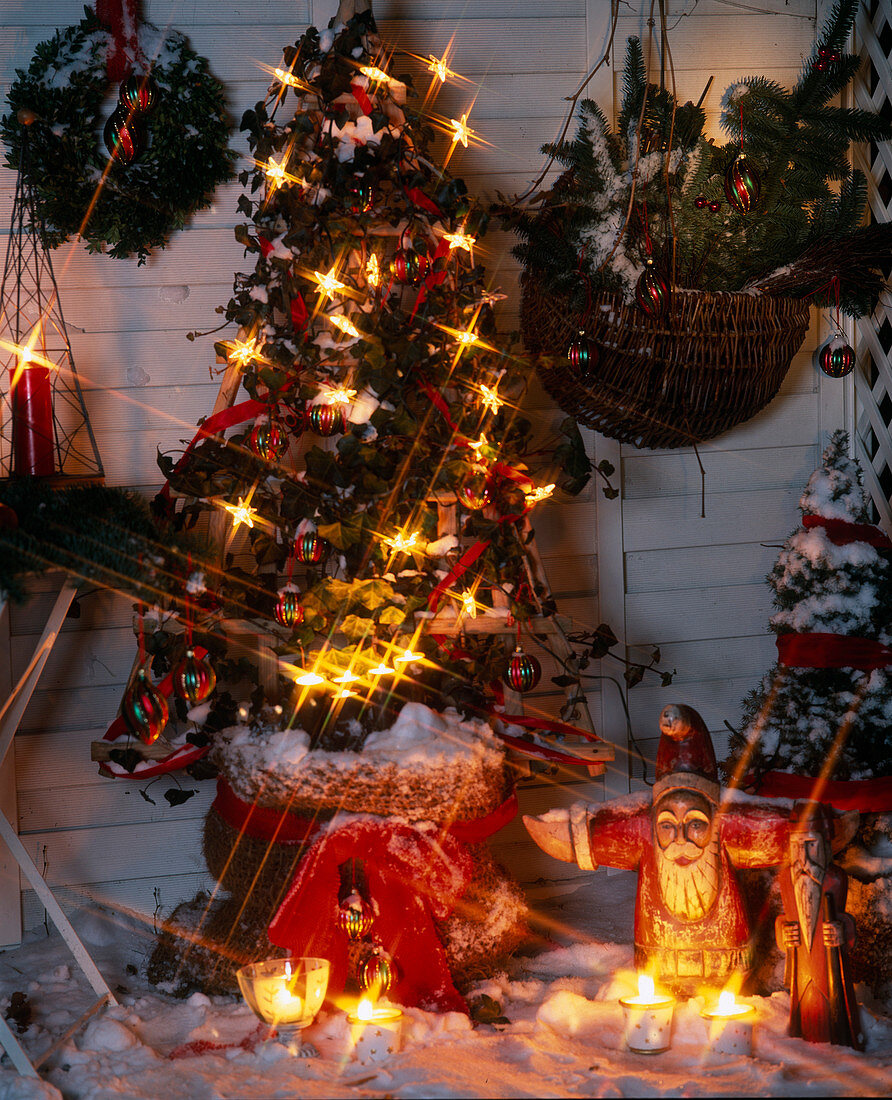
816,335,856,378
308,404,347,436
360,948,394,998
275,584,305,628
389,247,428,284
567,331,597,375
635,260,669,318
173,649,217,705
103,106,146,164
457,467,491,511
694,195,707,209
249,418,285,461
337,892,375,941
504,645,541,693
123,667,169,744
294,532,327,565
119,72,159,114
723,154,761,215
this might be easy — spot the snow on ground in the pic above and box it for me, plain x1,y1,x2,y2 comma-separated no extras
1,872,890,1098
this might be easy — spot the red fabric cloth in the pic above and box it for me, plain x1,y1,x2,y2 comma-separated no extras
752,771,892,812
268,818,474,1013
776,632,892,670
96,0,139,82
802,514,892,549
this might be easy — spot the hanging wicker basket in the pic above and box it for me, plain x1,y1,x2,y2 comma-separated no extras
521,274,811,450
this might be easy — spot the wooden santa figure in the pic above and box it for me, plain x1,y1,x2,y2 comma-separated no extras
524,704,792,996
776,801,865,1048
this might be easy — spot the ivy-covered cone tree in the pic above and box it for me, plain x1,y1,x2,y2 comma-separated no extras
146,4,587,1009
727,431,892,995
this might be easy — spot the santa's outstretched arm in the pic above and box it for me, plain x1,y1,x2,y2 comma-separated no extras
524,792,650,872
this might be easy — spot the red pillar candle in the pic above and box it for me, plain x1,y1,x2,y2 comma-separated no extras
10,360,55,477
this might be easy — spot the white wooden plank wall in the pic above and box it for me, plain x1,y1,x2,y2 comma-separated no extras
0,0,849,946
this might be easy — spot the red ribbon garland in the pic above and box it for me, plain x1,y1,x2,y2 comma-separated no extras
776,632,892,671
350,83,374,115
752,771,892,812
268,818,474,1013
96,0,139,82
211,775,518,847
802,514,892,549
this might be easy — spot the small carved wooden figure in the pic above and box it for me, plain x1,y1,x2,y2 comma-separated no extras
524,704,791,996
775,802,864,1049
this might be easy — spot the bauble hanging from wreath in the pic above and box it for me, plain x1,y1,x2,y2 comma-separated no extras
0,4,234,263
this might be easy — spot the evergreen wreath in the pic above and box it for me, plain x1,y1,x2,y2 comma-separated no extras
0,7,235,263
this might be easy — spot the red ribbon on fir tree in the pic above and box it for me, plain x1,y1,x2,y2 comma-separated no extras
776,632,892,671
95,0,140,82
268,818,474,1013
802,514,892,548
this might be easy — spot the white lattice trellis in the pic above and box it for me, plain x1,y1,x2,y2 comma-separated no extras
854,0,892,527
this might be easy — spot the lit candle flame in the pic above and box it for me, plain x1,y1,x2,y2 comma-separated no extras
717,989,735,1015
356,998,374,1021
638,973,655,1001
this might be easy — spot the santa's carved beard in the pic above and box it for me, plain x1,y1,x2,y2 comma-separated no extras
655,834,722,921
792,861,824,950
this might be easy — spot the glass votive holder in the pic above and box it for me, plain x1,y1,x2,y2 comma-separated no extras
701,992,755,1056
619,975,675,1054
236,956,329,1053
347,1000,403,1063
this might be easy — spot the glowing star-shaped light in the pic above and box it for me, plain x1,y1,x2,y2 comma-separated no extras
450,114,473,148
221,496,257,530
443,231,476,253
335,687,359,699
314,267,347,300
384,531,419,553
479,384,504,415
394,647,424,664
360,65,391,85
479,288,507,307
428,54,455,83
295,670,325,686
332,669,360,685
227,337,260,368
457,329,479,347
325,386,356,406
468,433,488,457
369,659,395,675
365,254,381,289
460,589,479,619
328,314,361,339
264,155,288,189
274,67,302,88
525,483,556,505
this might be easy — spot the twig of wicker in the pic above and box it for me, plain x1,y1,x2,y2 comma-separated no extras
521,275,810,450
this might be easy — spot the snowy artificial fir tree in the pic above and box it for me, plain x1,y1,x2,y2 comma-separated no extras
142,4,595,1009
727,431,892,996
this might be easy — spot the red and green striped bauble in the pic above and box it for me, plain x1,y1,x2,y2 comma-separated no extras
173,649,217,705
103,106,146,164
504,645,541,693
635,260,669,318
294,532,327,565
817,336,856,378
308,404,347,436
390,247,428,284
568,331,597,375
360,948,394,997
337,893,375,941
123,667,169,744
275,585,305,628
119,72,159,114
248,418,285,461
723,154,761,215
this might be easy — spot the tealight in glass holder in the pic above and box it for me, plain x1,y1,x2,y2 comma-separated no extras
347,997,404,1063
701,989,755,1057
619,974,676,1054
237,956,330,1054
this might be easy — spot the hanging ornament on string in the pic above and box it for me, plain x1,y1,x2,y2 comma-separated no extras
275,583,306,628
103,106,146,164
815,279,855,378
567,330,598,376
123,667,169,745
249,415,285,461
457,465,491,511
308,403,347,436
724,104,760,215
119,71,160,115
390,246,428,285
360,947,395,998
337,892,375,941
634,203,669,318
173,649,217,705
504,644,541,693
294,531,328,565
